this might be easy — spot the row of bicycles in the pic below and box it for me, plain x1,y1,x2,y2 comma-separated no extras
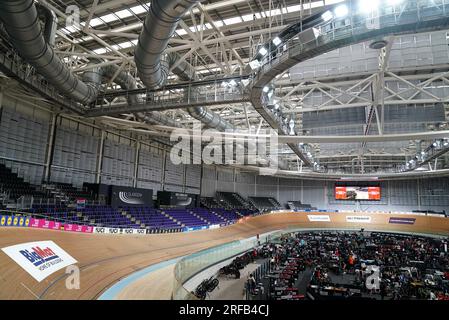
193,247,271,299
193,277,220,300
218,251,257,279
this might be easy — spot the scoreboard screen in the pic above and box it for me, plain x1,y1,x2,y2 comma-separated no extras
335,186,381,201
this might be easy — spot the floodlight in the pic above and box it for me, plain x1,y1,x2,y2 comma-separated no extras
258,46,268,56
334,4,349,18
360,0,380,13
321,10,333,22
388,0,404,5
272,37,282,47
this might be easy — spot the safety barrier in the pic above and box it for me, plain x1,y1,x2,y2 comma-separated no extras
172,230,284,300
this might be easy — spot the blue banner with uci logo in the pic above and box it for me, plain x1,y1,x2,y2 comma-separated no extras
0,215,30,228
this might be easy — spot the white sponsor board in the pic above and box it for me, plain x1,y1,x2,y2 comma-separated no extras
93,227,146,235
1,241,77,282
346,216,372,223
134,229,146,235
209,224,220,229
307,215,331,222
93,227,106,234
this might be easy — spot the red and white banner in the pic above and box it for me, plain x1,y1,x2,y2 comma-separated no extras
29,219,93,234
335,186,381,200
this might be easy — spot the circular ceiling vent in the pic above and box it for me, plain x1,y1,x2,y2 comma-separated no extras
369,39,388,49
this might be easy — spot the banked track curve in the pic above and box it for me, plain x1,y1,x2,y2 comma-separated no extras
0,211,448,300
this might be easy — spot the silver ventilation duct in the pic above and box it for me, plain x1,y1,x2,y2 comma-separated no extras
135,112,180,127
100,64,180,128
36,3,57,47
135,0,201,88
135,0,288,169
82,66,103,93
166,52,196,82
134,0,234,130
0,1,99,105
187,106,234,131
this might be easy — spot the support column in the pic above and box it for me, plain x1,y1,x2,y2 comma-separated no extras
96,130,105,184
161,149,167,191
233,167,236,193
44,113,57,182
199,163,204,197
133,140,140,188
277,177,280,205
214,167,218,195
0,87,3,115
182,164,186,193
324,181,328,210
417,178,421,210
254,175,257,197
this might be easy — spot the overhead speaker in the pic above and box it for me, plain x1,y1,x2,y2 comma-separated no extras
369,39,388,49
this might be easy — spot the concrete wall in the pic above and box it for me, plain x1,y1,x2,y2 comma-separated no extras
0,97,200,194
201,166,449,213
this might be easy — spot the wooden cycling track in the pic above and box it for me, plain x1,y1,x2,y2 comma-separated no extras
0,212,448,300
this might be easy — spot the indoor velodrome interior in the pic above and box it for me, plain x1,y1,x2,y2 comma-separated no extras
1,0,449,304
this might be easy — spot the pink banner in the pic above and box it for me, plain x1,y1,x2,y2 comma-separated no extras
29,218,93,234
29,218,62,230
64,223,93,233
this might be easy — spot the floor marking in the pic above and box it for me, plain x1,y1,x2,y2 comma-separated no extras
21,282,40,300
83,264,99,272
97,257,182,300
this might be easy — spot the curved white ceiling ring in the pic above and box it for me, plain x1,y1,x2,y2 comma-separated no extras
277,131,449,144
233,165,449,181
249,0,449,169
102,119,449,144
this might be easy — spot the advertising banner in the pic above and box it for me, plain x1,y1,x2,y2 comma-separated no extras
335,186,381,201
307,215,331,222
184,225,208,232
76,199,87,210
64,224,93,233
389,217,416,225
92,227,145,235
346,216,372,223
28,219,93,233
29,219,62,231
157,191,198,208
0,215,30,228
110,186,153,208
1,241,77,282
93,227,106,234
134,229,146,235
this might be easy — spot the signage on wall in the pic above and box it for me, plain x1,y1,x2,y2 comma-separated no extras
389,217,416,225
93,227,146,235
157,191,198,208
0,215,30,228
346,216,372,223
110,186,153,208
307,215,331,222
1,241,77,282
335,186,381,201
76,199,87,209
118,192,143,205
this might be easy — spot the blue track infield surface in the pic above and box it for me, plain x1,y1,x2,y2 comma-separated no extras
98,256,182,300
